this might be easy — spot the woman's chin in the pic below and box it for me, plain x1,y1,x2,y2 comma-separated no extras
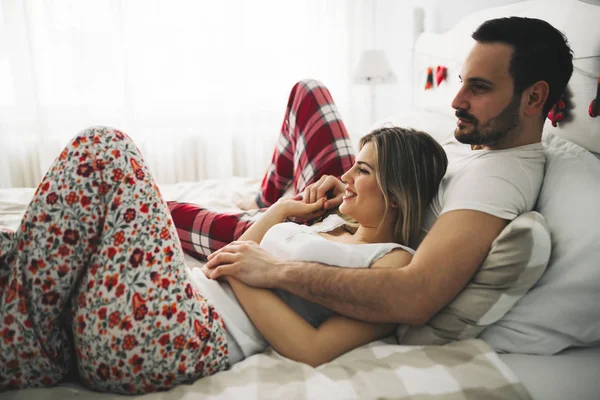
339,203,346,213
338,202,357,220
339,202,350,216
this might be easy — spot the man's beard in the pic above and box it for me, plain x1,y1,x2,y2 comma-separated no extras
454,95,521,146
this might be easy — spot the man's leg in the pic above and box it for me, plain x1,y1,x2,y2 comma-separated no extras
254,79,355,208
169,79,355,258
167,202,264,260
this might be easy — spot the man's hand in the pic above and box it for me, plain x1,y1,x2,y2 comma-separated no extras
301,175,345,210
203,241,282,288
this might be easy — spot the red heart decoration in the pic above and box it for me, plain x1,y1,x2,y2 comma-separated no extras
435,66,447,86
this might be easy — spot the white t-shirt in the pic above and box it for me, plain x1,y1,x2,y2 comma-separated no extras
420,139,546,241
189,214,414,365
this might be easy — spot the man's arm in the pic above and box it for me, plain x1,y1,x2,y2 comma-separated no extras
206,209,508,325
279,210,507,324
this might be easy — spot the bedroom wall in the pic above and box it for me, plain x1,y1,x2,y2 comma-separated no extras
0,1,358,187
346,0,422,141
424,0,526,33
358,0,527,138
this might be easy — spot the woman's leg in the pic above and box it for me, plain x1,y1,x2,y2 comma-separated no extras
255,79,355,208
0,127,228,394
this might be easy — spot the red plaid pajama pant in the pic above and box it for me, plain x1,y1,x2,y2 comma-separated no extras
168,79,355,259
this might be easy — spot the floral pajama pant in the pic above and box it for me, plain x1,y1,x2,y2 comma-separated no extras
0,127,228,394
169,79,356,260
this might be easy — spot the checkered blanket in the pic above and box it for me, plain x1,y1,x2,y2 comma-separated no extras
4,338,529,400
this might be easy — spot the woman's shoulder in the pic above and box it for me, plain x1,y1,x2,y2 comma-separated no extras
370,246,413,269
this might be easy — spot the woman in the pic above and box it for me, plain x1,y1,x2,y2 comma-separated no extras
0,124,446,395
196,126,448,368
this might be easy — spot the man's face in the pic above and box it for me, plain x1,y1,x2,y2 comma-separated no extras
451,42,522,146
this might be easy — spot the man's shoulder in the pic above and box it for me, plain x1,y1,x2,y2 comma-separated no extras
453,144,544,170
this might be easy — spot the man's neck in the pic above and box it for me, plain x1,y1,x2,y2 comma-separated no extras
478,120,543,151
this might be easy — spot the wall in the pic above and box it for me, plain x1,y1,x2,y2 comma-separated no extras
345,0,423,143
350,0,527,139
425,0,525,33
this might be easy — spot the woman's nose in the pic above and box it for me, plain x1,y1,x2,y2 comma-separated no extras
341,168,353,184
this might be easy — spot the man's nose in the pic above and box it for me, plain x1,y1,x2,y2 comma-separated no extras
451,86,469,111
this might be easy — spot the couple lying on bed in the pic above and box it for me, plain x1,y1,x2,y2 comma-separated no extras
0,16,573,395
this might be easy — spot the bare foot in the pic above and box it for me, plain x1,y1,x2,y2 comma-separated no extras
235,196,259,210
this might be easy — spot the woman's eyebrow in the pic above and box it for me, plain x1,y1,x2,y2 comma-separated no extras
357,161,374,170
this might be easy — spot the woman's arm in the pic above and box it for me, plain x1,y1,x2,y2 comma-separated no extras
226,277,394,367
235,197,326,244
236,206,287,244
225,248,411,367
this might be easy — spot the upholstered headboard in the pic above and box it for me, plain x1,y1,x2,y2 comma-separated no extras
411,0,600,152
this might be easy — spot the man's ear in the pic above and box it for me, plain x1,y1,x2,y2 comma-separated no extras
522,80,550,117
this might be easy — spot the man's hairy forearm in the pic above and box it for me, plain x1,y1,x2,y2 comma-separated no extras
276,261,427,325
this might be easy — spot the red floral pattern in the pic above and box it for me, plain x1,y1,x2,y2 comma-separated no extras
0,127,228,394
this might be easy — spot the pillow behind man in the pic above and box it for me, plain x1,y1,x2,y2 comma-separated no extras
479,132,600,355
396,211,551,346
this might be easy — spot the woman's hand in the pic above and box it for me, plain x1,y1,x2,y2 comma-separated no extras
271,197,326,221
301,175,345,210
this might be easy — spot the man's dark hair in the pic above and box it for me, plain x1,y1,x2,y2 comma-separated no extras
472,17,573,117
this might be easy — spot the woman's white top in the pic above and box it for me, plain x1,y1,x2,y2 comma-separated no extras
189,214,414,365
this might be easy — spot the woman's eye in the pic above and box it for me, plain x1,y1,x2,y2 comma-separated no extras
358,168,369,174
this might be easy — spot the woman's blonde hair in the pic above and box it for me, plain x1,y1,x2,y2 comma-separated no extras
358,127,448,248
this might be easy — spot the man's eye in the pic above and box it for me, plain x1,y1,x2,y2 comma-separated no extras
472,84,488,93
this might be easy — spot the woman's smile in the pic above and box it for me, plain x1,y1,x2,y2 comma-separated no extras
342,188,356,200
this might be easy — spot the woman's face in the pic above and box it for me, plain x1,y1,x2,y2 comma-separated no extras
339,142,388,226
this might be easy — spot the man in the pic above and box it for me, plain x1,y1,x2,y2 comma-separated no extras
199,17,573,325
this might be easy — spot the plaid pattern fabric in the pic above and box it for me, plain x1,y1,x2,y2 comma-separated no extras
257,79,355,207
3,339,531,400
168,79,356,258
167,202,264,260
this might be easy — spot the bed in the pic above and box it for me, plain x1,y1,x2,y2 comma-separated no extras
2,1,600,399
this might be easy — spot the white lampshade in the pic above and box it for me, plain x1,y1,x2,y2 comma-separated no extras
352,50,397,84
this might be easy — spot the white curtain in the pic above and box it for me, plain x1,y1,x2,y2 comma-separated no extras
0,0,357,188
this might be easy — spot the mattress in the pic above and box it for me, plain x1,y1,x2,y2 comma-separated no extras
1,179,598,399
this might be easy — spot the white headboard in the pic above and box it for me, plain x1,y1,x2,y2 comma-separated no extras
411,0,600,152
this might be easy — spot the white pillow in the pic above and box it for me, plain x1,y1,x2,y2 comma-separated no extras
479,132,600,355
397,211,550,346
370,109,455,144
